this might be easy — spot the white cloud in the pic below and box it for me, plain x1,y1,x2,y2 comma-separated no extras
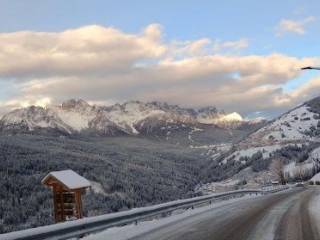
0,25,167,78
276,16,316,36
0,24,319,117
289,77,320,101
168,38,249,59
213,38,249,53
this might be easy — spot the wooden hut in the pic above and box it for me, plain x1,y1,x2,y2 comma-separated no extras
42,170,91,223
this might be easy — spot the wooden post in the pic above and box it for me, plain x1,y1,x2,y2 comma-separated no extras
53,185,58,223
78,191,83,218
75,190,83,219
60,189,65,221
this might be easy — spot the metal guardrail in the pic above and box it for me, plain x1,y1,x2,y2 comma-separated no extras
0,187,289,240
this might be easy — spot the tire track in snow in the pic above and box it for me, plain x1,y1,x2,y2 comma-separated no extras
274,188,319,240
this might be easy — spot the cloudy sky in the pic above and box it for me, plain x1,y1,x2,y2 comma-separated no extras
0,0,320,118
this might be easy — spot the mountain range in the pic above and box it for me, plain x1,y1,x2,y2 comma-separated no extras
0,99,264,136
2,97,320,233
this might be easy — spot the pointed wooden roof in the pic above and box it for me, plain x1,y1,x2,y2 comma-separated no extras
42,169,91,190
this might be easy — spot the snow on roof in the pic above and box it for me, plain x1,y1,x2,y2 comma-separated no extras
42,169,91,190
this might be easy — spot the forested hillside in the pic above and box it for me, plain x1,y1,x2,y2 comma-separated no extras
0,134,210,233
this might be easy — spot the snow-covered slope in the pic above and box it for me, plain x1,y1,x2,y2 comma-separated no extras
0,99,259,136
103,102,166,134
238,101,320,151
52,99,96,131
231,100,320,160
252,105,318,142
200,97,320,191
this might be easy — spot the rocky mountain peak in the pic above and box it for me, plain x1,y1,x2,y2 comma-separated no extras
198,106,219,114
61,99,91,111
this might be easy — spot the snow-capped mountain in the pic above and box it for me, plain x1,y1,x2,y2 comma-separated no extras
0,106,74,134
201,96,320,191
240,97,320,148
0,99,263,137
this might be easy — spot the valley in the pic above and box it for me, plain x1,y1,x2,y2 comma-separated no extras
1,97,320,234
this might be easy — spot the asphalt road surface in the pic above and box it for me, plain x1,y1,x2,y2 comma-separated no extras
127,187,320,240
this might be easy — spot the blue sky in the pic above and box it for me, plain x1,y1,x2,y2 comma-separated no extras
1,0,319,55
1,1,319,52
0,0,319,118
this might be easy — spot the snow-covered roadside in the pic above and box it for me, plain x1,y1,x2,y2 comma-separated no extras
81,195,258,240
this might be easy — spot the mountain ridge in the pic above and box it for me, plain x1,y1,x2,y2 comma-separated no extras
0,99,265,136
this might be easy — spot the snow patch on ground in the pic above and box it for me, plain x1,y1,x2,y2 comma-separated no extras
187,127,203,142
195,179,241,193
190,143,232,160
90,181,108,196
189,143,231,150
225,145,282,163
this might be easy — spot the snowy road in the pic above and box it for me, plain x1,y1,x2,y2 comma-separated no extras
85,187,320,240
